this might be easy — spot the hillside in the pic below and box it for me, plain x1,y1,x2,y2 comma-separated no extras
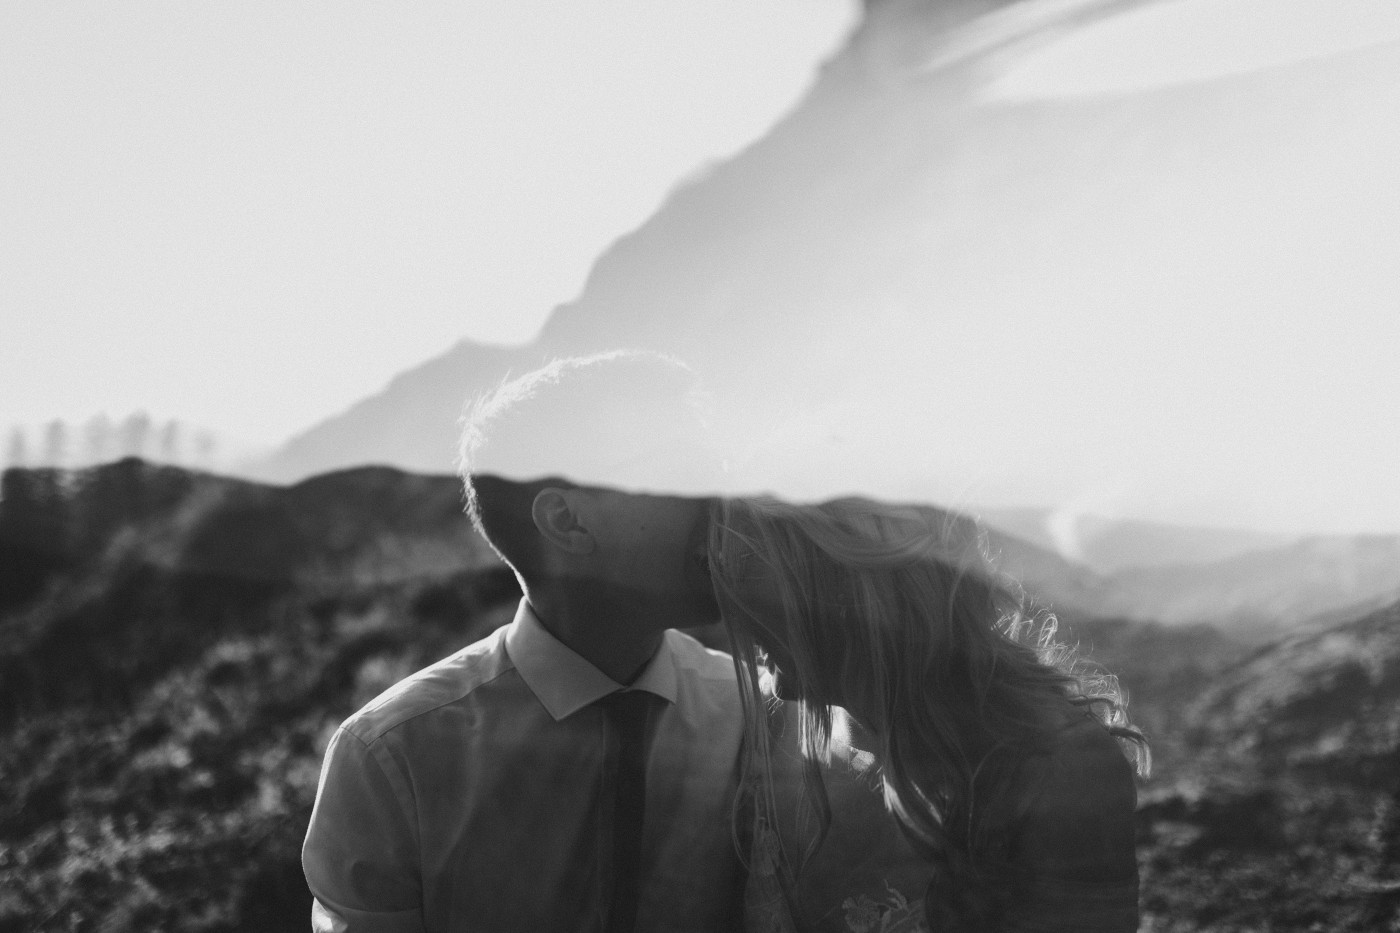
1099,536,1400,636
1132,600,1400,930
983,522,1400,642
1187,599,1400,786
0,461,516,929
2,461,1398,930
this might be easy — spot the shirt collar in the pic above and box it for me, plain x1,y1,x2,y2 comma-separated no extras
504,599,679,721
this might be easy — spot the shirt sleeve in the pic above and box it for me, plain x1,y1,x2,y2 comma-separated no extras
302,725,426,933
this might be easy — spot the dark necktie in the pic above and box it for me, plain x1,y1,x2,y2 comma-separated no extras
597,690,656,933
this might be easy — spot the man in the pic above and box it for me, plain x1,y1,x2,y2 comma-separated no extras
302,351,749,932
302,350,930,932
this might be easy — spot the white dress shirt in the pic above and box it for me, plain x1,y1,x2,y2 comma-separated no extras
303,599,748,933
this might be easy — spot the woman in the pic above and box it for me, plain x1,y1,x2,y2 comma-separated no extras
708,496,1149,933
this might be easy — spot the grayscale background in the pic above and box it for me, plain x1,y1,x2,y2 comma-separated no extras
3,2,1399,930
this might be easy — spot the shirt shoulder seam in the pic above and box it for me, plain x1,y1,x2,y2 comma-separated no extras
345,654,520,746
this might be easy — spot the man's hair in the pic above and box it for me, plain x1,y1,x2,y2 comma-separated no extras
457,350,715,580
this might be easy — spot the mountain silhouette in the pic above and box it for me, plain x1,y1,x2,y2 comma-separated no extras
249,0,1400,537
255,340,548,481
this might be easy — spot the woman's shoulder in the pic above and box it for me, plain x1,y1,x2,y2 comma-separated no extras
1049,711,1137,775
1011,712,1139,882
948,712,1141,932
1027,711,1137,810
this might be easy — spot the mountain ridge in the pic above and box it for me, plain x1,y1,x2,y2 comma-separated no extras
249,4,1400,537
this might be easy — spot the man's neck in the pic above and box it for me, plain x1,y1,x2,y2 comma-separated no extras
527,589,666,686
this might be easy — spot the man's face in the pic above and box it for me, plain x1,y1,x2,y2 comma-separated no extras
577,489,719,629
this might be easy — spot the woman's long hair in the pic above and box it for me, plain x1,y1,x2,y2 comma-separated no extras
709,496,1149,900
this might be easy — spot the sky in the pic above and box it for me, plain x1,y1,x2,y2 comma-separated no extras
2,0,855,455
973,0,1400,534
987,0,1400,99
4,0,1398,535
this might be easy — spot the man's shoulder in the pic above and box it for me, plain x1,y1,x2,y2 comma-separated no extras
340,624,516,746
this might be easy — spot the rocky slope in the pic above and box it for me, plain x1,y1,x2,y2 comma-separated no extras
1130,599,1400,932
0,461,514,930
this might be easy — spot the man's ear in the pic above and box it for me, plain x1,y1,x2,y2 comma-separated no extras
531,488,595,555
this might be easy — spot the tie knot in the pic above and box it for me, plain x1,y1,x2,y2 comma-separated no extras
597,690,656,728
